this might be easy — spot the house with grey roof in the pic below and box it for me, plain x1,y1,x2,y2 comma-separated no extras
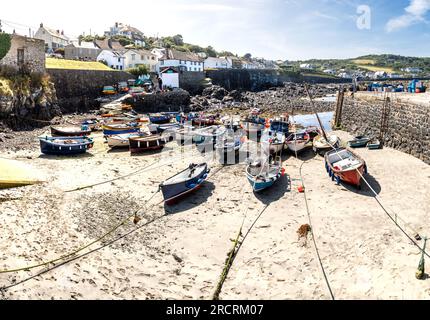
97,50,125,70
34,23,70,53
159,49,204,72
64,41,101,61
104,22,145,46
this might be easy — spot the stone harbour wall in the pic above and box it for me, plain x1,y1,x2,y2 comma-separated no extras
341,96,430,164
47,69,134,113
125,89,191,113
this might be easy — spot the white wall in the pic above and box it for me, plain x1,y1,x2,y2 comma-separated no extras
162,73,179,89
159,59,203,72
97,51,125,70
204,57,228,70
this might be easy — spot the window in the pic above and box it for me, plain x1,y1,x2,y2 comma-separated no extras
17,49,25,65
118,58,121,63
179,60,182,64
131,54,136,61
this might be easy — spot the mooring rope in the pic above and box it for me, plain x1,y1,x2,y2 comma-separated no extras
299,160,336,300
0,164,226,286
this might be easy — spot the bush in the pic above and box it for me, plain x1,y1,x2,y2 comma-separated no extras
0,33,11,60
127,65,149,77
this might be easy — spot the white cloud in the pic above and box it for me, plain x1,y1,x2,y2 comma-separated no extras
386,0,430,32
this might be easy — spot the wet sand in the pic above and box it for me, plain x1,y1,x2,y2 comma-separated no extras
0,130,429,300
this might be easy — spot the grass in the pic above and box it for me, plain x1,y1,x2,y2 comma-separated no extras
352,59,376,65
355,64,395,73
0,78,13,96
46,58,115,71
303,72,339,79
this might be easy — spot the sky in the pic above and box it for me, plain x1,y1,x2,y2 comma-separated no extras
1,0,430,60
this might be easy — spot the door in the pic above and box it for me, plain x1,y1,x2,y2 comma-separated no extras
17,49,25,66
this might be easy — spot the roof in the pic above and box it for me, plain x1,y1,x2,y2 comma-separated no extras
68,41,99,50
95,39,125,51
126,49,156,57
100,50,125,57
119,25,143,35
42,26,70,41
160,49,202,62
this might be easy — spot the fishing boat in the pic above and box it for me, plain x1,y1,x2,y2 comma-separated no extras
285,132,311,153
246,156,283,192
194,125,227,153
221,116,241,132
305,126,321,141
157,123,181,134
348,136,371,148
107,133,147,149
129,134,168,153
270,119,290,136
81,119,101,131
325,147,367,188
241,121,265,142
102,123,140,136
160,163,210,205
313,134,340,156
192,116,219,127
39,136,94,155
149,113,171,124
215,130,245,165
175,125,196,145
368,139,382,150
261,130,286,154
51,126,92,137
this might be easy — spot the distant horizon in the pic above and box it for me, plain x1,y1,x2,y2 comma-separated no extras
2,0,430,60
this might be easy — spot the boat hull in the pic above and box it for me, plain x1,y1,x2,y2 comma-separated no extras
51,127,91,137
160,164,210,205
325,148,366,188
129,135,168,153
40,137,94,155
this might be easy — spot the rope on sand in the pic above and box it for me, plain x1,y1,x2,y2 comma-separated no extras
0,165,226,290
299,161,336,300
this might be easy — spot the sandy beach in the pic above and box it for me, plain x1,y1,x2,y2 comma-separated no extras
0,129,429,300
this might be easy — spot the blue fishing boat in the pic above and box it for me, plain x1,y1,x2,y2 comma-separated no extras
150,113,171,124
270,120,290,136
39,136,94,155
246,156,283,192
160,163,210,205
102,124,140,136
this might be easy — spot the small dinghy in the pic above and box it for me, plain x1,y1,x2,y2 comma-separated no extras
367,139,382,150
246,156,283,192
102,123,140,136
149,113,171,124
107,133,147,149
39,136,94,155
348,136,371,148
325,147,367,188
129,134,168,153
215,130,245,165
286,132,311,153
313,134,340,156
51,126,91,137
261,130,286,154
194,125,227,153
160,163,210,205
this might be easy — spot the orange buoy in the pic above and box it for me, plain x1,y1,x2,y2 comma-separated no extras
298,185,305,193
265,118,271,129
281,168,286,176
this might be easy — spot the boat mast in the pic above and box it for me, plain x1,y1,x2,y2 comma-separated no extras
304,83,329,142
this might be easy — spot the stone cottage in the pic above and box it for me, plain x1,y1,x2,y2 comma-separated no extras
0,33,46,73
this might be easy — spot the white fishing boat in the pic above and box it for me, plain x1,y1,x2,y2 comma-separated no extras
261,130,286,154
285,132,311,153
313,134,340,155
107,133,146,148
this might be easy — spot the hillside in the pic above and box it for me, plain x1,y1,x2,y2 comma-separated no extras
293,54,430,75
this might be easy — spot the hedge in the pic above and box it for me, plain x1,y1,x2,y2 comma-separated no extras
0,33,11,60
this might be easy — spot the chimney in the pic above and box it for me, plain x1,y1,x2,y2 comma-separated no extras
40,23,44,28
57,29,60,34
108,38,112,49
61,30,64,35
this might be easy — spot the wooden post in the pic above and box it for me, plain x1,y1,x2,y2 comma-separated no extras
334,87,345,129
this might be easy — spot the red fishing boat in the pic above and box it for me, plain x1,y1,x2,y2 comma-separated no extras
325,147,367,188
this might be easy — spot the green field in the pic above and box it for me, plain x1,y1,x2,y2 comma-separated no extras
355,64,395,73
46,58,115,71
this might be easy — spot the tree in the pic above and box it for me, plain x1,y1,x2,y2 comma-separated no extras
127,65,150,77
205,46,217,58
0,33,11,60
243,53,252,61
172,34,184,46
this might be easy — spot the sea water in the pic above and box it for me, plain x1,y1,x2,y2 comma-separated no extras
290,112,334,132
